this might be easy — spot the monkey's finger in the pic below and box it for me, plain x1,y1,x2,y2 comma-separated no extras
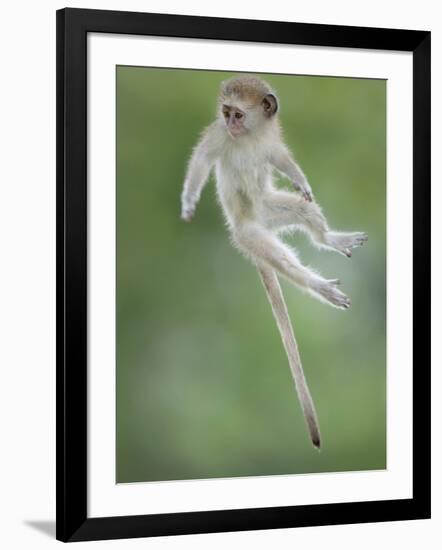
303,190,313,202
181,211,194,222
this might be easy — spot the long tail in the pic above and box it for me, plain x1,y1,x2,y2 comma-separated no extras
257,263,321,449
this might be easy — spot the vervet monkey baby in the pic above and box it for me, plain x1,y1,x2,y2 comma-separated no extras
181,75,367,448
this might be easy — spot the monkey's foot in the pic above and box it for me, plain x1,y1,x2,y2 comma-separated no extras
311,278,351,310
325,231,368,258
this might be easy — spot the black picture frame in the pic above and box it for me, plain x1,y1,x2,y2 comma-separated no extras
56,7,431,542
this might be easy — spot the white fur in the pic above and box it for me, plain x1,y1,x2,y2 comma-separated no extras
180,82,368,447
181,110,366,306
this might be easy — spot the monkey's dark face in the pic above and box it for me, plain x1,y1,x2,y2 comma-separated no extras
222,104,247,137
220,92,278,139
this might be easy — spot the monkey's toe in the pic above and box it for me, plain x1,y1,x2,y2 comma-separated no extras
315,280,351,310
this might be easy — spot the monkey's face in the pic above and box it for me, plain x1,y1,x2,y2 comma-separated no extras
221,104,248,138
220,93,279,139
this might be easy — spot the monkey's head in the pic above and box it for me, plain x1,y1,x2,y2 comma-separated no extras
218,76,279,138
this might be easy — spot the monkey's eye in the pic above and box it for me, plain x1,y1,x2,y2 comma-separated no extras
235,112,243,119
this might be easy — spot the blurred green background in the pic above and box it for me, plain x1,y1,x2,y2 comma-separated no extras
116,67,386,483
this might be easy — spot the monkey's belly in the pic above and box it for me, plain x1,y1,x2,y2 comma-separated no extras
215,160,271,225
216,178,262,226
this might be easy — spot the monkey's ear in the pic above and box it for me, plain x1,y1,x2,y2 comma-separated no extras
262,94,278,116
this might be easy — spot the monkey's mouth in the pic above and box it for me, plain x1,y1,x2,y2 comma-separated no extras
227,126,246,138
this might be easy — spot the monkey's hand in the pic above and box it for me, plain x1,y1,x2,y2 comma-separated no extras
293,180,313,202
181,193,197,222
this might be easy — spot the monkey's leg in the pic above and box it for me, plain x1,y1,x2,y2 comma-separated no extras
258,264,321,448
262,191,368,257
234,222,350,309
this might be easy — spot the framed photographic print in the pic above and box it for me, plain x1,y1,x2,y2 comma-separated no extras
56,8,431,542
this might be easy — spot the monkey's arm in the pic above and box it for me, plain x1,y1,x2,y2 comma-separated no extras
269,144,313,202
181,127,218,222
